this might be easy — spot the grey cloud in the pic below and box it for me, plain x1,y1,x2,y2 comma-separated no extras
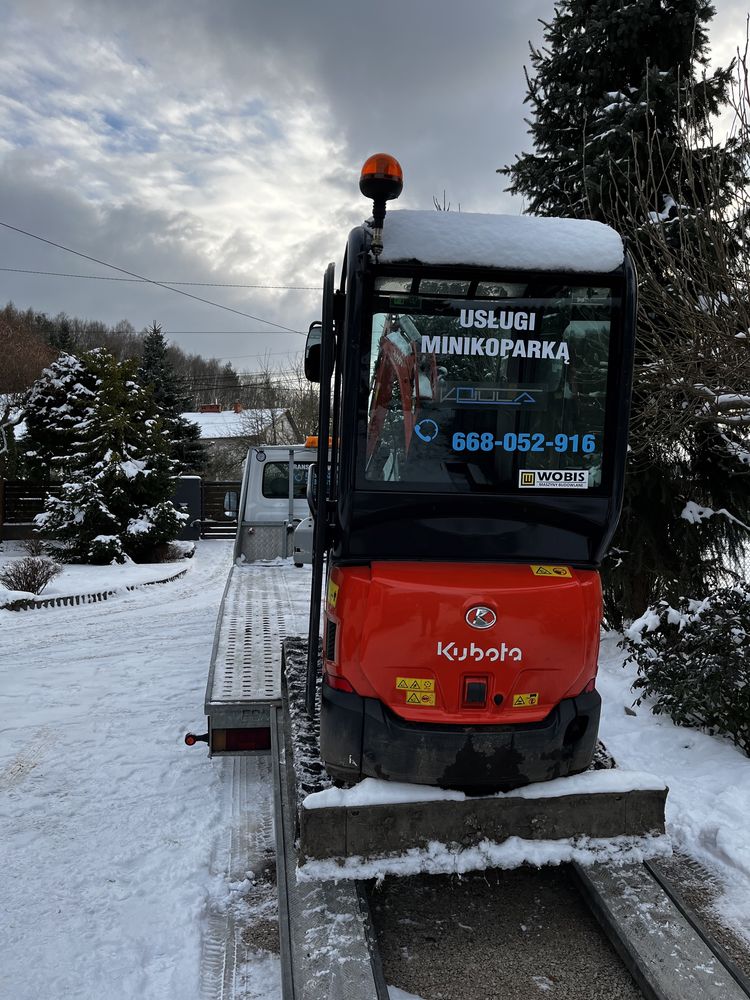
2,0,745,370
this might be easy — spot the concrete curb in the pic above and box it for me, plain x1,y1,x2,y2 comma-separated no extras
1,566,189,612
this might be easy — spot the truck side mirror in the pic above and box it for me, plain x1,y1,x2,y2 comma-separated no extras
304,322,322,382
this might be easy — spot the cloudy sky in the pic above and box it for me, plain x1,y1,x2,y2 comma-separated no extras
0,0,746,373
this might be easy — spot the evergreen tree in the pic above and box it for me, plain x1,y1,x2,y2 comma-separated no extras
503,1,732,222
137,322,207,474
48,314,77,353
501,0,750,622
22,353,97,483
28,348,186,563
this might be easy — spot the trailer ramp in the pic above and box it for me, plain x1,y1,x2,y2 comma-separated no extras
272,705,388,1000
575,861,750,1000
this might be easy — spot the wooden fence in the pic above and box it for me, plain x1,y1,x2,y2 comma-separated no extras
1,479,243,541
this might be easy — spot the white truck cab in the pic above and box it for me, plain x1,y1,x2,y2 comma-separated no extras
234,442,317,563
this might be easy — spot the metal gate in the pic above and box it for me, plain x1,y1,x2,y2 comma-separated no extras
201,480,242,538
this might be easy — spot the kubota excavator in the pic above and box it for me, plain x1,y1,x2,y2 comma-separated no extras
303,153,637,792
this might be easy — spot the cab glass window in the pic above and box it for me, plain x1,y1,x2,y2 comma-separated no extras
262,461,312,499
360,282,617,493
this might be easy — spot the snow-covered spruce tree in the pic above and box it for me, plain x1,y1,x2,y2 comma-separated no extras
21,353,97,483
501,0,749,623
137,322,206,475
33,348,186,563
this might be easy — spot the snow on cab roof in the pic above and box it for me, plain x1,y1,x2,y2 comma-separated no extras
377,209,624,273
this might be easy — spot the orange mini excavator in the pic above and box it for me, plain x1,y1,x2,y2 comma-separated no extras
303,154,636,792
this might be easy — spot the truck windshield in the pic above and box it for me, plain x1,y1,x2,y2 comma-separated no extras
361,278,618,494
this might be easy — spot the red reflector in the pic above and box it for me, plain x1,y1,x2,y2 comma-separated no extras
224,728,271,752
185,733,196,746
462,676,488,708
324,672,355,694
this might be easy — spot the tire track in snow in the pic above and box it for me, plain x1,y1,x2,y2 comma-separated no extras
0,726,53,791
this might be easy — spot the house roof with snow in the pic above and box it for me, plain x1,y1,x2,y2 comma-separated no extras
377,210,624,273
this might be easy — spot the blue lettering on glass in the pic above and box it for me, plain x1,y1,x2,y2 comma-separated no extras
414,419,440,443
453,432,597,454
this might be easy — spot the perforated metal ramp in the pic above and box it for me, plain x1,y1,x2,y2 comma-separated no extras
205,563,292,752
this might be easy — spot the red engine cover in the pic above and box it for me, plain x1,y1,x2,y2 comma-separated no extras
324,562,601,725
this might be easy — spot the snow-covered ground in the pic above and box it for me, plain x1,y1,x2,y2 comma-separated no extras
2,541,750,1000
1,540,251,1000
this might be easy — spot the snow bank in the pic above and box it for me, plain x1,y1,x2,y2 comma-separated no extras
598,632,750,945
303,768,666,810
0,588,36,607
378,209,624,273
0,549,189,605
297,833,670,883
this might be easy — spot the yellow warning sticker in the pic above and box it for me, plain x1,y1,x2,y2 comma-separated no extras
396,677,435,692
531,565,572,579
406,691,436,706
512,692,540,707
327,580,339,608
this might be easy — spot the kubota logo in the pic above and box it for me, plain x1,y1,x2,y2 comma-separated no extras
437,641,523,663
465,605,496,629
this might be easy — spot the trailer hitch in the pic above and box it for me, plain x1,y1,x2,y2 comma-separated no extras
184,732,209,746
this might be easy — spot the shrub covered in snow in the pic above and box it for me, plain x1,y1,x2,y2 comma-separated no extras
622,587,750,755
125,502,188,561
0,555,62,595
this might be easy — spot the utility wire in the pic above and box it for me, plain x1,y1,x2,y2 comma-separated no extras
0,266,322,291
0,221,305,335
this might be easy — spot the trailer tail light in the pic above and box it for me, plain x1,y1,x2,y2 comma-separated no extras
220,728,272,752
462,676,488,708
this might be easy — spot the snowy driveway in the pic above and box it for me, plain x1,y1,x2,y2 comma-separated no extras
1,540,236,1000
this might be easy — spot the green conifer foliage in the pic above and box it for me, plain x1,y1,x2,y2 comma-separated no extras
28,348,186,563
502,0,750,622
503,1,731,221
22,353,97,483
137,322,206,474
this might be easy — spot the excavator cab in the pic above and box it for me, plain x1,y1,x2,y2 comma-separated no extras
304,156,636,791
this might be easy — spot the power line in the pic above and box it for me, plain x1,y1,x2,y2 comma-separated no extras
0,221,305,335
213,350,304,361
0,266,322,291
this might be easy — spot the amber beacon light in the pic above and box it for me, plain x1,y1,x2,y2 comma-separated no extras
359,153,403,259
